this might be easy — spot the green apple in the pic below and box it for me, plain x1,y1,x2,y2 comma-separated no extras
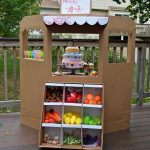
89,119,94,125
94,117,102,125
83,116,90,124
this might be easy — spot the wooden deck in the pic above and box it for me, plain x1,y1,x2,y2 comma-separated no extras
0,104,150,150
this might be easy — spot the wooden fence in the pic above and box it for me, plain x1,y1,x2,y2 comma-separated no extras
0,38,150,108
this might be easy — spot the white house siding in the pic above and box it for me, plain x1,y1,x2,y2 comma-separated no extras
92,0,130,10
40,8,59,14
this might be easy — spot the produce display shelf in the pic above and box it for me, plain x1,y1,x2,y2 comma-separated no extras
23,58,44,61
39,143,61,148
65,84,83,87
42,123,61,128
62,124,82,128
45,83,64,87
82,125,102,129
44,102,63,106
84,84,103,88
83,146,102,150
64,103,82,107
63,144,82,149
39,83,104,149
83,104,102,108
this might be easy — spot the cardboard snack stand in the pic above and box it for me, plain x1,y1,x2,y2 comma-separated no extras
20,2,135,149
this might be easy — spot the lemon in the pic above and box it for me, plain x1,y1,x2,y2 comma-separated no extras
74,113,81,118
63,114,67,119
71,115,77,124
66,112,73,118
65,117,71,124
76,118,82,125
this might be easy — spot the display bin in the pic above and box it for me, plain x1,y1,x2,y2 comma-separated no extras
38,83,104,149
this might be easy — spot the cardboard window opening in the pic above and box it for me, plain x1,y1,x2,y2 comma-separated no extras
43,16,109,26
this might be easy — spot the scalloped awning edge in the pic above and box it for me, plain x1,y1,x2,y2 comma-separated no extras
43,16,109,26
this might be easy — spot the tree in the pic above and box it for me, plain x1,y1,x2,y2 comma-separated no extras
113,0,150,23
0,0,41,37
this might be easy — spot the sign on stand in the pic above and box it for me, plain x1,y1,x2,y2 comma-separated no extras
61,0,91,14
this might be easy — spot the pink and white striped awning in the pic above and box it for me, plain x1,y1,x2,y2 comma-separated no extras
43,16,109,26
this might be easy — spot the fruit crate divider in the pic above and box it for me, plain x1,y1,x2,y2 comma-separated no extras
38,84,47,146
42,85,49,144
101,84,104,149
61,83,66,146
81,84,84,147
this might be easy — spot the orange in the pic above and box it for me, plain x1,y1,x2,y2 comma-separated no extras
86,94,93,100
98,101,102,105
89,100,94,104
84,99,89,104
94,96,101,102
93,101,97,104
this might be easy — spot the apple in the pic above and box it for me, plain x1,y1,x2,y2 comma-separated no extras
66,97,71,103
83,116,90,124
77,94,82,100
71,92,77,98
67,96,77,103
66,93,70,97
89,120,94,125
65,93,70,99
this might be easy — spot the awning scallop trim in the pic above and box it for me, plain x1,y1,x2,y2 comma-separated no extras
43,16,109,26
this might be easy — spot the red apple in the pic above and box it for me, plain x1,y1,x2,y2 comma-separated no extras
71,92,77,98
65,93,70,99
77,94,82,100
67,96,77,103
67,97,72,103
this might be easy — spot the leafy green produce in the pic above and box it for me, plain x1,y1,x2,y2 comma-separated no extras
63,130,81,145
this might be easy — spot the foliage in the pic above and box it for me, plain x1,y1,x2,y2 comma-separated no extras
131,97,150,104
0,107,20,113
0,50,20,100
0,0,41,37
108,48,127,63
113,0,150,23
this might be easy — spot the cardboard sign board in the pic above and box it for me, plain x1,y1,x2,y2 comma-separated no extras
61,0,91,14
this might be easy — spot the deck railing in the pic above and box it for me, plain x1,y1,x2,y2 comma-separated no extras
0,38,150,108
